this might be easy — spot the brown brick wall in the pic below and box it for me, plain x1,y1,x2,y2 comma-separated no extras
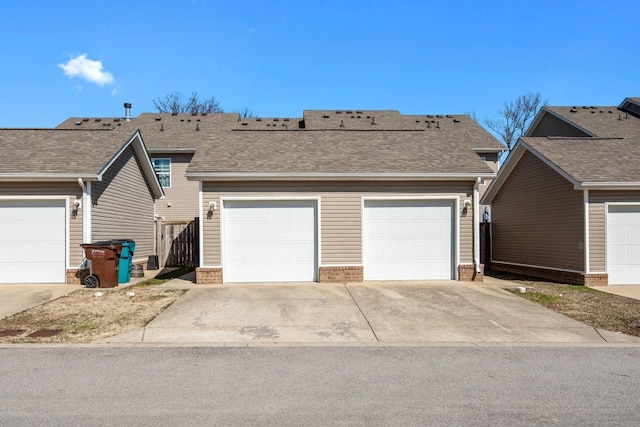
458,264,484,282
583,274,609,286
491,263,608,285
319,266,364,283
66,269,84,285
196,267,223,285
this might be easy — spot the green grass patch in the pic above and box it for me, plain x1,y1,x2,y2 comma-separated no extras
512,291,561,305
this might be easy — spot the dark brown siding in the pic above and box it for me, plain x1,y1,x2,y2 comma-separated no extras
529,114,591,137
491,151,584,271
91,146,155,261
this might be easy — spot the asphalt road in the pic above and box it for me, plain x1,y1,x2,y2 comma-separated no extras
1,346,639,426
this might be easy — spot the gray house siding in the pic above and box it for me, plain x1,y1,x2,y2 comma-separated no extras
588,191,640,272
491,151,584,272
152,153,199,221
91,146,155,261
200,181,474,268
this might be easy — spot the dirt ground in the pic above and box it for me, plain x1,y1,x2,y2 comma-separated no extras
0,275,186,344
493,271,640,338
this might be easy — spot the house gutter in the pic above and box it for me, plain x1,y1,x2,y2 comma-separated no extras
185,172,497,182
473,177,481,274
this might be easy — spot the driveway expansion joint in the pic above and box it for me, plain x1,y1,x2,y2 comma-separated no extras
343,283,379,342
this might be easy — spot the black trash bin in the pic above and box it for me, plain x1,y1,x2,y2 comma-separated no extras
80,241,123,288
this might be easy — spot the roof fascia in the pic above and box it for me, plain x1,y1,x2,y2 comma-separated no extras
580,182,640,190
147,148,197,154
472,147,506,154
185,172,496,182
98,130,165,199
0,174,99,182
480,142,527,204
618,97,638,109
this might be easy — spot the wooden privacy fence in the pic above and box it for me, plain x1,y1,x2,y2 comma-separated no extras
155,218,199,268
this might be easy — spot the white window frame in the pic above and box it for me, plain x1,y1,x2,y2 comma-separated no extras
152,158,171,188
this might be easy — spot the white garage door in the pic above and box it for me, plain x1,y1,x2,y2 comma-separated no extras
363,200,454,280
0,200,66,284
607,205,640,285
223,200,317,283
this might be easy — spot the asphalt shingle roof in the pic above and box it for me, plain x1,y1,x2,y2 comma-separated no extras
522,137,640,183
0,129,136,175
187,130,496,175
55,110,503,176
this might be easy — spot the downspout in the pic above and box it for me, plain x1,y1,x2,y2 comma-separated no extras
473,177,481,274
78,178,91,243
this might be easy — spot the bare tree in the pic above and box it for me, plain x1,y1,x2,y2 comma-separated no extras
485,92,543,151
238,107,257,119
153,91,223,114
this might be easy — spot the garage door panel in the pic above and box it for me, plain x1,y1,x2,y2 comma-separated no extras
607,205,640,285
0,200,66,284
364,200,454,281
223,200,317,283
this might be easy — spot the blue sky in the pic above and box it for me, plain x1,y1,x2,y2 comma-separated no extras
1,0,638,130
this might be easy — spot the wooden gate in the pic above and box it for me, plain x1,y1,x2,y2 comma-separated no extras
156,218,199,268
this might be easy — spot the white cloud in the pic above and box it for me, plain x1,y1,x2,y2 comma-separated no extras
58,53,115,85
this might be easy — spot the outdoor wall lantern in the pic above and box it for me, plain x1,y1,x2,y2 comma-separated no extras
72,200,81,219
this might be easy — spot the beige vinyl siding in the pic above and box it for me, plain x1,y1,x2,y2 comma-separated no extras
491,151,584,271
529,114,591,137
588,191,640,272
201,181,473,267
91,146,155,260
0,183,83,266
153,153,199,221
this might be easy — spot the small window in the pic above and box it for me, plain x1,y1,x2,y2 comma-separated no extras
152,158,171,188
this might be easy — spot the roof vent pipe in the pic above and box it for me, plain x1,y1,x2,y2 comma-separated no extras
124,103,132,121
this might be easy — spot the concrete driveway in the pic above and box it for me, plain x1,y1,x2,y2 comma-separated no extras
101,279,640,345
0,284,81,319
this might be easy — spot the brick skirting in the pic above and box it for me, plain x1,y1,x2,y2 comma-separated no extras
196,267,223,285
319,266,364,283
66,268,88,285
490,263,609,286
458,264,484,282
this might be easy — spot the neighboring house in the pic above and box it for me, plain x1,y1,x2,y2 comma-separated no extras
57,106,504,284
0,129,163,284
483,97,640,285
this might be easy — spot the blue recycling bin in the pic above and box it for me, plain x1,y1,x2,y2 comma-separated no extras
114,239,136,283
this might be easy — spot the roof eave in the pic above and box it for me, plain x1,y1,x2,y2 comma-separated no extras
472,147,506,154
579,182,640,190
185,172,496,182
0,174,99,182
96,130,165,199
147,147,197,154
